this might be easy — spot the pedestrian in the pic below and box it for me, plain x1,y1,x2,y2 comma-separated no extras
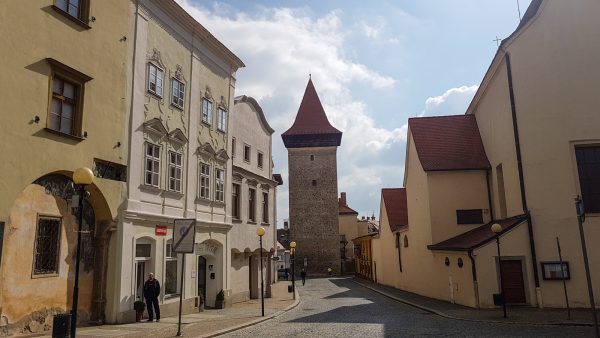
143,272,161,322
301,268,306,286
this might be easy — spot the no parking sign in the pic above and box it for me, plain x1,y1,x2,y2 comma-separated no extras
172,219,196,253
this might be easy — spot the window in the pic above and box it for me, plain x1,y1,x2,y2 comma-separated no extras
312,180,317,186
248,188,256,222
232,138,236,158
135,243,151,258
403,235,408,248
199,162,211,199
456,209,484,224
54,0,89,23
144,143,160,187
202,98,212,125
93,159,127,182
262,192,269,223
258,152,264,169
217,108,228,132
232,184,241,219
168,152,182,192
165,242,181,296
244,144,251,163
575,145,600,213
310,155,314,161
171,79,185,109
33,217,61,275
148,63,164,97
215,168,225,202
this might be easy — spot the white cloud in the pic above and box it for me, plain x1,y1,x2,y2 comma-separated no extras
178,1,403,225
362,22,383,39
420,85,478,117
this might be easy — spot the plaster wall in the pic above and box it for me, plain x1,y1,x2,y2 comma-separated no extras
338,214,360,260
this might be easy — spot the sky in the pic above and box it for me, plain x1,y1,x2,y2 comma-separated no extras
177,0,532,227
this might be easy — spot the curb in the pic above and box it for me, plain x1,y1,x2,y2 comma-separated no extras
201,290,301,337
351,279,593,328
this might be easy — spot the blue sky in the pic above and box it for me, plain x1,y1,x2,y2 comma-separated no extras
178,0,531,226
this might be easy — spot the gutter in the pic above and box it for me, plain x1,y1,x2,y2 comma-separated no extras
504,52,540,289
468,250,480,308
486,170,495,221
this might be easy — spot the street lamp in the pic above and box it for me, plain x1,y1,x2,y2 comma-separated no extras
289,241,296,300
256,227,266,317
491,223,507,318
71,167,94,338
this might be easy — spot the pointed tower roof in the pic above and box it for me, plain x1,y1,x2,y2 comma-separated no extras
282,78,342,148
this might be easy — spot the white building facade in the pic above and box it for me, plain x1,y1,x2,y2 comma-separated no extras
106,0,244,323
229,96,280,303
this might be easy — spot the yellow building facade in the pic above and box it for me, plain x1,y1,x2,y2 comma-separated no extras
0,0,131,334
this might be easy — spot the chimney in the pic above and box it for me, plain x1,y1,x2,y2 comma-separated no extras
284,221,289,230
340,192,347,206
361,216,365,220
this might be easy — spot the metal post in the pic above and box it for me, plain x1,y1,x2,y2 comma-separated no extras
259,236,264,317
575,196,599,337
291,251,295,300
71,185,85,338
176,254,186,336
556,237,571,320
496,236,507,318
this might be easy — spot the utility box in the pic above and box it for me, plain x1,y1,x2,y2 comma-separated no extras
52,313,71,338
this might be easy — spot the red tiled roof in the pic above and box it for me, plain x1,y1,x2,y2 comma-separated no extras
339,204,358,215
282,79,342,148
427,214,528,252
382,188,408,232
408,115,491,171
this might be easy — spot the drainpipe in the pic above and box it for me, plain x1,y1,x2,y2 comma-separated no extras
504,52,541,306
468,250,480,308
486,170,495,221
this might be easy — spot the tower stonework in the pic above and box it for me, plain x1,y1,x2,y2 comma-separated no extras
282,79,342,276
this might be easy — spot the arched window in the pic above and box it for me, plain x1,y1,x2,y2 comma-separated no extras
403,235,409,248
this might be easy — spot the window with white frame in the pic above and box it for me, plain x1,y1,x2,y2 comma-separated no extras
217,107,228,132
202,98,212,125
168,151,182,192
148,63,163,97
248,188,256,222
199,162,211,199
262,191,269,223
33,216,61,276
257,152,264,169
164,241,181,296
144,143,161,187
215,168,225,202
171,79,185,109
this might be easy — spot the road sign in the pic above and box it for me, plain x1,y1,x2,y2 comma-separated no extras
172,219,196,253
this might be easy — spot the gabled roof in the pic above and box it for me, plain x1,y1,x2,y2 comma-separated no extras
408,115,491,171
282,78,342,148
234,95,275,135
428,214,528,252
143,118,168,136
382,188,408,232
339,204,358,215
168,128,188,145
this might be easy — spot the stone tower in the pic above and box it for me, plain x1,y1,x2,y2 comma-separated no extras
282,78,342,276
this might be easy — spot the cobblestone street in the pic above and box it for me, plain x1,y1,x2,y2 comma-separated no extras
223,278,595,338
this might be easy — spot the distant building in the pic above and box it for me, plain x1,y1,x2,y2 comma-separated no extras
338,192,378,274
282,78,342,276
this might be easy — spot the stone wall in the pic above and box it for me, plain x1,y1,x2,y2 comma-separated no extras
288,147,340,276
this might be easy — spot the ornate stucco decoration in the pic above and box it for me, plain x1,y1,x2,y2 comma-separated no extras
168,128,188,146
232,172,244,183
246,178,258,187
174,64,184,81
215,149,230,163
219,96,228,110
143,118,168,138
148,48,166,69
260,183,271,191
197,142,216,160
204,85,212,100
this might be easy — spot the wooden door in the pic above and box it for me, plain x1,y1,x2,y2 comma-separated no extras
197,256,207,300
500,260,526,303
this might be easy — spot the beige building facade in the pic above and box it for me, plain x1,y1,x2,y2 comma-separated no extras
0,0,131,334
372,0,600,309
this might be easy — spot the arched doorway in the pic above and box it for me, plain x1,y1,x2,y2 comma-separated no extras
195,240,223,308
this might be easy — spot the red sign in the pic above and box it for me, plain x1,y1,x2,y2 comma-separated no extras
155,225,167,236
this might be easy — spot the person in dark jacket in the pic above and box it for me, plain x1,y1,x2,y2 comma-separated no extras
300,268,306,286
143,272,161,321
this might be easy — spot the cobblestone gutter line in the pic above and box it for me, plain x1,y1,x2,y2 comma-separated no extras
202,290,301,338
351,279,593,328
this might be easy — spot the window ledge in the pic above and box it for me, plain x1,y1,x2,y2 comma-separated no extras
195,197,212,205
232,218,243,223
217,128,227,134
171,103,184,112
261,222,270,227
31,273,59,279
162,190,184,198
147,90,163,101
51,5,91,29
247,220,257,225
43,128,85,142
139,184,162,194
201,121,212,128
213,201,225,207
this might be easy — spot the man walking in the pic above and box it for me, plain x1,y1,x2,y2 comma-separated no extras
301,268,306,286
143,272,161,322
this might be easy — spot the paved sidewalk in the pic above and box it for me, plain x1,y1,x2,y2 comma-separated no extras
353,278,599,327
33,282,298,338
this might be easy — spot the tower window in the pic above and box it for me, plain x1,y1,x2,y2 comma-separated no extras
312,180,317,186
310,155,314,161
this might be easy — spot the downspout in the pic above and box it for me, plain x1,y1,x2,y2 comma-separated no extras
504,52,541,304
486,170,495,221
468,250,480,308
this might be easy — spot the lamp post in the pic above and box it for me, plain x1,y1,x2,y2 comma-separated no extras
491,223,507,318
71,167,94,338
256,227,266,317
290,241,296,300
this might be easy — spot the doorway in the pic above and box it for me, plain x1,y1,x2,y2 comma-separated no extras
135,261,146,301
500,260,526,303
197,256,207,301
